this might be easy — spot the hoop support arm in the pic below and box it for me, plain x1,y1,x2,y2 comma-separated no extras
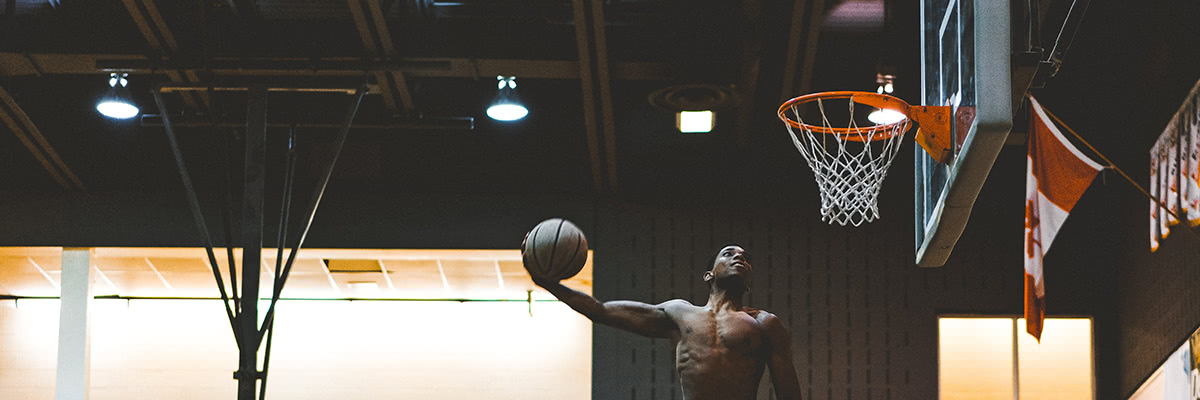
911,105,953,163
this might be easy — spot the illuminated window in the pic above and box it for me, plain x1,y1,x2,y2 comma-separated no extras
939,317,1094,400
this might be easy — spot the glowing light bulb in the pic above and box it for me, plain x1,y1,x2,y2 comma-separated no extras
96,101,139,119
867,108,905,125
487,104,528,121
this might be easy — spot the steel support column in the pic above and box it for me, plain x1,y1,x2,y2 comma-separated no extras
235,85,268,400
158,83,365,400
259,86,367,344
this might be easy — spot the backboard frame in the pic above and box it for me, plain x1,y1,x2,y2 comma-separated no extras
915,0,1014,267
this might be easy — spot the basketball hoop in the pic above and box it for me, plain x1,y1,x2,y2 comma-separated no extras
778,91,949,226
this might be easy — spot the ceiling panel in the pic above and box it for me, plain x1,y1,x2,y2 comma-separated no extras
274,258,338,298
440,259,501,296
158,271,224,297
0,255,59,296
145,257,211,273
385,259,446,296
0,248,590,300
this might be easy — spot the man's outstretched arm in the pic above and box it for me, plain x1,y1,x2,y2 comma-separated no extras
535,279,680,339
765,314,803,400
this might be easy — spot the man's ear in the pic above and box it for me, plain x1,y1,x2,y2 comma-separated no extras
703,271,713,282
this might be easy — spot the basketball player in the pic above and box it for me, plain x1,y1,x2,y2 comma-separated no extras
526,244,803,400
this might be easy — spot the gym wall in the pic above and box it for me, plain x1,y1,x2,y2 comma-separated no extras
0,164,1120,399
0,299,590,399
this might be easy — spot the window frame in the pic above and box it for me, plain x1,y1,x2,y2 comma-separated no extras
937,314,1096,400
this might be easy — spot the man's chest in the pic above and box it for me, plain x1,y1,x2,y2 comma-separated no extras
677,312,768,356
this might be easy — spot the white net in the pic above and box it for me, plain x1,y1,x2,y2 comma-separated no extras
783,97,909,226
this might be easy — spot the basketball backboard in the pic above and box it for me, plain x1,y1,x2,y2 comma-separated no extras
915,0,1014,267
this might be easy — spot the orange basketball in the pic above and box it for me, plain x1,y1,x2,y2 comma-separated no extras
522,218,588,281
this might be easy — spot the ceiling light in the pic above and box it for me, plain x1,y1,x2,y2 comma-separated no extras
97,73,139,119
867,108,906,125
97,101,139,119
487,75,527,121
876,72,896,94
677,110,714,133
487,104,528,121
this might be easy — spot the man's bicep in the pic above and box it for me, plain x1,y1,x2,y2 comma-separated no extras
600,300,679,338
766,315,803,399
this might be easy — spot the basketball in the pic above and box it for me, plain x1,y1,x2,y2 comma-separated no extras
521,218,589,281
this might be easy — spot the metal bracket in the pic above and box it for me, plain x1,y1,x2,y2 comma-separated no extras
232,370,265,380
911,105,954,163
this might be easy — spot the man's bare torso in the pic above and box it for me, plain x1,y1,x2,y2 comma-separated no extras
662,299,773,400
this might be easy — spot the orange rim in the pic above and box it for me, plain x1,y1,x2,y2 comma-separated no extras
777,91,913,142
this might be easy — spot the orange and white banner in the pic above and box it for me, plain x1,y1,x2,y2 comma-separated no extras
1025,97,1103,341
1186,98,1200,225
1159,143,1172,238
1149,78,1200,251
1151,142,1160,251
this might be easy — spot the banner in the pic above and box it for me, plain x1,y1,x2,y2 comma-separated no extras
1150,78,1200,250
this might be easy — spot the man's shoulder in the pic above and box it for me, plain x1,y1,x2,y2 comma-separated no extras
659,298,698,309
657,299,700,315
747,309,782,325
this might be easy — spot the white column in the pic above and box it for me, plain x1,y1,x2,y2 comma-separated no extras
55,247,92,400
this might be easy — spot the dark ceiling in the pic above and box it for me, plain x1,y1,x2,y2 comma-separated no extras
0,0,1196,211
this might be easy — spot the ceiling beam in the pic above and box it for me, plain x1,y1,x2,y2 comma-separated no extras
780,0,809,100
733,0,764,149
0,53,672,80
120,0,206,109
573,0,605,193
366,0,416,115
348,0,402,115
590,0,617,192
798,0,826,94
0,86,84,191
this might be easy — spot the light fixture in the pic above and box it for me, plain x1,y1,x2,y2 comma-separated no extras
487,75,528,121
96,73,139,119
676,110,714,133
875,72,895,94
868,72,902,124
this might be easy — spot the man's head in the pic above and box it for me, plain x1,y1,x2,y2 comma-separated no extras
703,244,752,291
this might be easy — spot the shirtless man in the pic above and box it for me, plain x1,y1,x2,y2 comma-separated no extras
527,244,803,400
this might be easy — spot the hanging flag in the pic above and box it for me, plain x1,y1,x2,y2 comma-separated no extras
1025,97,1104,341
1186,98,1200,225
1151,142,1161,251
1168,126,1181,226
1160,136,1174,237
1151,78,1200,247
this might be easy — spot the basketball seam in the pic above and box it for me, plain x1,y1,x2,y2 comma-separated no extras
528,223,543,275
565,231,586,278
547,219,565,278
553,232,579,279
